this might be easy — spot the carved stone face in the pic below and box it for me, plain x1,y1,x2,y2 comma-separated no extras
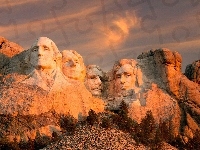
114,64,136,94
85,66,103,96
30,37,56,70
62,50,85,81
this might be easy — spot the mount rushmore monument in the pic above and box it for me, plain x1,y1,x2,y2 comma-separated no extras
0,36,199,145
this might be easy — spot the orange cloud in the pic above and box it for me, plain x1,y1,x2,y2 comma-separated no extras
0,0,37,8
102,11,139,47
0,5,101,48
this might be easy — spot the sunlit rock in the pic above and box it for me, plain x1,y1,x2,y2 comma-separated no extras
85,65,105,97
0,36,23,75
61,50,86,82
105,57,181,137
0,37,104,118
107,59,143,107
185,60,200,84
138,48,200,138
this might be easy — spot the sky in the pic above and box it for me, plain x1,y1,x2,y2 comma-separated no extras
0,0,200,72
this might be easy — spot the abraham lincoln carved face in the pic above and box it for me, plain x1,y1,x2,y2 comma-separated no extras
113,59,137,95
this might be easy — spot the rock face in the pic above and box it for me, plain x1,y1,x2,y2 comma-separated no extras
185,60,200,84
0,37,104,142
0,37,200,146
106,57,181,136
1,37,104,118
0,37,23,75
137,48,200,138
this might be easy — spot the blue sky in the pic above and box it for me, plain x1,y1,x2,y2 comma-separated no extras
0,0,200,71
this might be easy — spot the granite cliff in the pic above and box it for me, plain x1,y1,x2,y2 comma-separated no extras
0,37,199,149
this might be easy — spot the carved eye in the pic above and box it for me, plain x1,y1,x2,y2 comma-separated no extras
31,46,38,52
65,61,69,66
116,74,121,78
126,74,131,77
90,75,96,79
65,60,69,63
74,59,79,64
44,46,49,50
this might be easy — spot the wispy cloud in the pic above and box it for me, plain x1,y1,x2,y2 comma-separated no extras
102,11,138,47
0,0,36,8
0,4,102,48
0,0,199,72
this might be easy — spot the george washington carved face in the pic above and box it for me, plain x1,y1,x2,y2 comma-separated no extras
30,37,59,70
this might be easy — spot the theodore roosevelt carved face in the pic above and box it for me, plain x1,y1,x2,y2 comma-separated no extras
85,65,104,96
62,50,86,81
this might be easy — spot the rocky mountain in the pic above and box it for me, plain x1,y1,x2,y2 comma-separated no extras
0,37,199,149
135,48,200,140
185,60,200,84
0,37,23,75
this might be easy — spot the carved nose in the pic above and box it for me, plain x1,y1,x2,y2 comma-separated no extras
70,60,76,67
120,75,125,83
95,76,101,85
38,47,43,56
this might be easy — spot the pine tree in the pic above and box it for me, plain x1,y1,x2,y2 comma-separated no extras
60,113,77,134
86,109,98,126
118,100,128,117
185,130,200,149
138,111,157,146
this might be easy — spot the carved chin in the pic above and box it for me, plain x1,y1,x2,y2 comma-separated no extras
36,65,52,69
92,92,101,96
35,63,56,69
64,70,82,79
91,89,101,96
31,60,55,69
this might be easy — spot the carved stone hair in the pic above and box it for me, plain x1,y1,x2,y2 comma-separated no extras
86,65,104,78
25,37,62,65
35,37,61,61
112,59,143,87
112,59,137,78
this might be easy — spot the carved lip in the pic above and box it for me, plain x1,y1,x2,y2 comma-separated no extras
37,57,46,60
91,88,102,91
121,86,127,90
66,68,80,72
121,84,131,90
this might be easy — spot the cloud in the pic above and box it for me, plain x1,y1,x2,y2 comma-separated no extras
102,11,138,47
0,4,101,48
0,0,36,8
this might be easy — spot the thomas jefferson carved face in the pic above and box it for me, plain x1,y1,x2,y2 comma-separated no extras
85,65,103,96
113,59,137,95
62,50,85,81
30,37,56,70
